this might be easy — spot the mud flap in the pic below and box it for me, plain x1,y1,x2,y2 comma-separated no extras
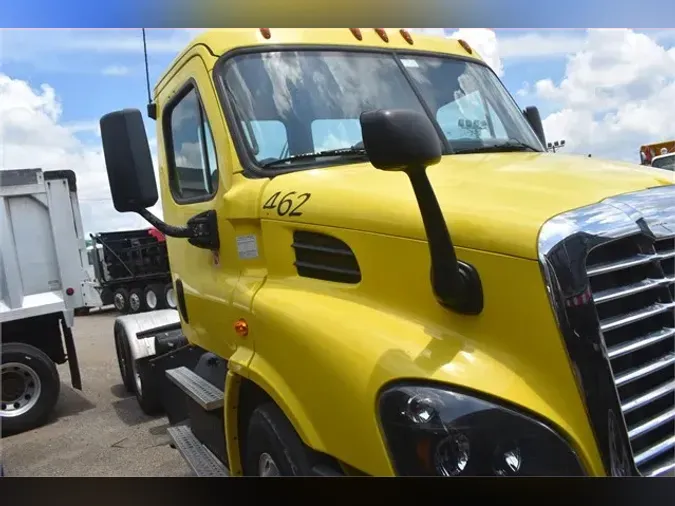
61,317,82,390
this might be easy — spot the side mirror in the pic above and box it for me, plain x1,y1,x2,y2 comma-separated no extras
100,108,158,213
99,108,219,250
359,109,483,315
360,109,442,172
523,106,546,147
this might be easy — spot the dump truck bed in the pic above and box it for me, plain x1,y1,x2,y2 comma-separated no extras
0,169,92,324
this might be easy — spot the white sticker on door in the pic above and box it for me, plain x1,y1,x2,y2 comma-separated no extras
236,235,259,259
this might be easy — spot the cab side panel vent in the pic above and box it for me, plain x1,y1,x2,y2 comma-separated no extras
292,231,361,284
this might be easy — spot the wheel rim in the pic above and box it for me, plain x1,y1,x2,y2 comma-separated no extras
114,293,125,311
129,293,141,312
166,288,177,309
1,362,42,417
146,290,157,310
258,453,280,477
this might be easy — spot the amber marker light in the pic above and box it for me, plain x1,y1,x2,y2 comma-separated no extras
234,319,249,337
375,28,389,42
400,29,414,45
458,39,473,54
350,28,363,40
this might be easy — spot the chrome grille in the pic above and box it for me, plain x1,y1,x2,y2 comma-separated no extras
586,234,675,477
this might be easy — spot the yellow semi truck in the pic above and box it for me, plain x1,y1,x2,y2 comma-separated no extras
100,28,674,477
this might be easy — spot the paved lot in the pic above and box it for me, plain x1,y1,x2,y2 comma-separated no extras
1,309,190,477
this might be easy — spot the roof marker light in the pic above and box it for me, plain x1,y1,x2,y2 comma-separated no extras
350,28,363,40
400,29,414,45
375,28,389,43
458,39,473,54
260,28,271,39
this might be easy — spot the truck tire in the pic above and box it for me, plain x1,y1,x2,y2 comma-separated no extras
1,343,60,434
113,287,130,313
113,321,134,393
144,284,165,311
243,402,316,476
128,288,144,314
163,283,177,310
119,336,162,415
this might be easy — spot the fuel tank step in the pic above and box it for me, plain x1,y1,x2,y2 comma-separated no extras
167,425,229,477
166,366,224,411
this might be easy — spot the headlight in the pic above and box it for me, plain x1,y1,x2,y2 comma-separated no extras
378,384,585,476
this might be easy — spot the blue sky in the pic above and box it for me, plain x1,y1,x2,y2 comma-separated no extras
1,28,674,232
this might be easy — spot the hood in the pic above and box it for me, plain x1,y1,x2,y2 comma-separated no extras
261,152,674,259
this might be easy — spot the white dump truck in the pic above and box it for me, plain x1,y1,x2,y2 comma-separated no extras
0,168,101,434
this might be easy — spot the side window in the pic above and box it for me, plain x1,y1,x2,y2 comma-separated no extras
167,86,219,201
312,119,362,151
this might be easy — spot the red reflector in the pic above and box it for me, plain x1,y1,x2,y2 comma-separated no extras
400,29,414,45
147,228,166,242
66,288,74,296
458,39,473,54
375,28,389,42
260,28,271,39
350,28,363,40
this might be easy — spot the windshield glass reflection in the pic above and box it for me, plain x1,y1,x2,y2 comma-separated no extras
218,50,543,170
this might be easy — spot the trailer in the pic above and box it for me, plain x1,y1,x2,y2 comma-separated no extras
89,228,176,314
1,168,92,434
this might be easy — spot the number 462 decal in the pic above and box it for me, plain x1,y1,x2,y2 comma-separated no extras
262,191,311,217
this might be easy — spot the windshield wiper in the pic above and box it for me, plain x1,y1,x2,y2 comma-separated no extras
260,148,368,168
453,140,540,155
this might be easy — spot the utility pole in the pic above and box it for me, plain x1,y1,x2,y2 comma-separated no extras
547,139,566,153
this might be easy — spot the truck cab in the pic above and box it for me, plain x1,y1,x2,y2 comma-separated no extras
100,29,674,477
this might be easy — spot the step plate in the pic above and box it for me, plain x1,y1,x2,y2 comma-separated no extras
166,366,224,411
167,425,229,477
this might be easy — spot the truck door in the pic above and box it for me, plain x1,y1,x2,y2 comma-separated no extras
157,55,239,360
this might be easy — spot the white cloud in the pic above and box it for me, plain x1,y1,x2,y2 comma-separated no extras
535,29,675,161
516,81,530,97
102,65,130,76
0,73,162,234
498,31,587,60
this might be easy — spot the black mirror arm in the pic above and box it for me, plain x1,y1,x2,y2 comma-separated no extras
407,168,484,315
137,208,220,251
138,209,192,238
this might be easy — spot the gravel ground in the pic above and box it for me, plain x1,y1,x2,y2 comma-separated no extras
1,309,191,477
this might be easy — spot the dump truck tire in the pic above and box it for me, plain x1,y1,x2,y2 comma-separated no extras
128,288,144,314
1,343,60,435
144,284,165,311
113,287,130,313
163,283,177,310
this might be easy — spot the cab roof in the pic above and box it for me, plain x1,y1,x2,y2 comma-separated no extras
154,28,484,96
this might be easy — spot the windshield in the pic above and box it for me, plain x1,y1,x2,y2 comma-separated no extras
652,154,675,171
218,50,543,170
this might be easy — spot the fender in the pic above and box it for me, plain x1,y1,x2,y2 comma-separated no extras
114,309,181,361
235,276,603,477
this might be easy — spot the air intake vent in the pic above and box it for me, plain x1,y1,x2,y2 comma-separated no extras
291,231,361,284
586,233,675,477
